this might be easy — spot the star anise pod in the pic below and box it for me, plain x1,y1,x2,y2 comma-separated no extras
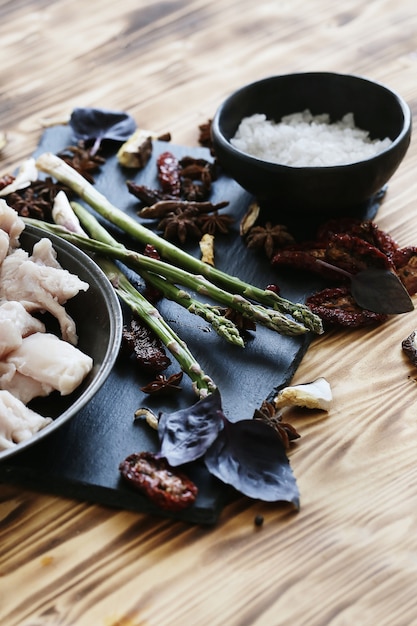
180,177,210,202
197,211,234,235
254,400,300,449
158,207,202,244
179,156,217,181
30,177,72,204
4,176,71,220
140,372,184,396
179,156,217,201
57,141,106,183
5,188,53,220
246,222,295,259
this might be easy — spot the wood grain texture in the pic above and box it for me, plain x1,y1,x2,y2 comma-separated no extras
2,0,417,624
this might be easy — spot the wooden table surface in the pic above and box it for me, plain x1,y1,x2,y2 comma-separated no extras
2,1,417,624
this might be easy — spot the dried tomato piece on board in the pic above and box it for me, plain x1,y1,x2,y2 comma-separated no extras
119,452,198,511
317,219,399,258
316,217,363,243
122,316,171,373
306,286,388,328
272,246,342,281
325,233,394,274
392,246,417,295
351,221,399,258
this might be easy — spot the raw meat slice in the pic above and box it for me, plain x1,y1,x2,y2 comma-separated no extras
6,332,93,396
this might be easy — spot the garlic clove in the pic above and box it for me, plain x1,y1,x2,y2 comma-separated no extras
274,377,332,411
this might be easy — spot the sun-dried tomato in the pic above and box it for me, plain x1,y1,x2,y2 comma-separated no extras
392,246,417,295
272,246,342,281
157,151,181,197
306,286,387,328
317,219,399,258
122,316,171,372
351,221,399,258
325,233,393,274
316,217,363,242
119,451,198,511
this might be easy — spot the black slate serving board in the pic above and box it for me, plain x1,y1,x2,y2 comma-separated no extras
0,127,381,523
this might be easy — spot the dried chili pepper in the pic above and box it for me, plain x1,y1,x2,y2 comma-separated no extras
306,286,387,328
157,151,181,196
119,451,198,511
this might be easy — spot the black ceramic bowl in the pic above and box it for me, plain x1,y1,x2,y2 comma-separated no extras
0,224,123,461
211,72,412,217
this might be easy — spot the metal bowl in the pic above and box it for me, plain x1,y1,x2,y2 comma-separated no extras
0,223,123,461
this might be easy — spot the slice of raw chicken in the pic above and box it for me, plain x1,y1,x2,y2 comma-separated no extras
0,389,52,450
0,240,89,344
0,230,9,264
0,199,25,249
0,370,53,405
6,332,93,396
0,301,46,358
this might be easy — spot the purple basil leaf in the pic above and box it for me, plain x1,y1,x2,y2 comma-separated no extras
351,268,414,314
204,419,299,507
158,388,225,466
69,107,137,154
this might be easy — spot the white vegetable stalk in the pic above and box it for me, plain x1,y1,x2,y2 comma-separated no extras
0,158,38,196
52,191,87,236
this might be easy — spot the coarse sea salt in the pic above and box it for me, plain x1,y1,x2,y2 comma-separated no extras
230,110,392,167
